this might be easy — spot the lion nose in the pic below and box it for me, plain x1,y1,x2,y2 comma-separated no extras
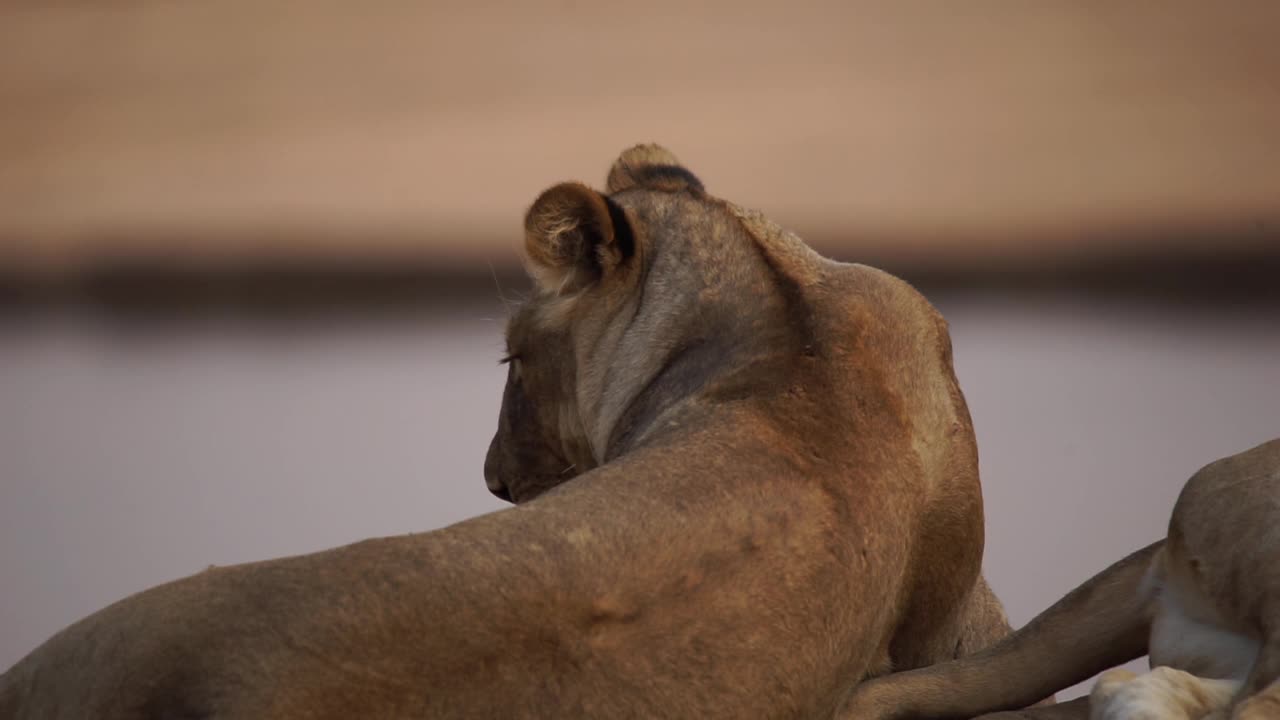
483,438,514,503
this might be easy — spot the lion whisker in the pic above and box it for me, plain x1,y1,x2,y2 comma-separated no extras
487,259,513,317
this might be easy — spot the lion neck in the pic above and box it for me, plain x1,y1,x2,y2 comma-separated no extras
575,223,823,466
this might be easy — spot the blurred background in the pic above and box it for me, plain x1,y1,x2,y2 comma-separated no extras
2,0,1278,699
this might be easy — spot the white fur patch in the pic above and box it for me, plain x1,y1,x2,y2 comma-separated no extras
1148,579,1259,681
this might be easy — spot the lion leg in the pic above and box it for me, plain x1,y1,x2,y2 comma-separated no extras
976,696,1091,720
1088,666,1239,720
836,541,1162,720
1230,639,1280,718
953,575,1059,709
1233,676,1280,720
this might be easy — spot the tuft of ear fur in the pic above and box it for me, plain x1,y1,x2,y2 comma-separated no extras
606,143,704,194
524,182,630,295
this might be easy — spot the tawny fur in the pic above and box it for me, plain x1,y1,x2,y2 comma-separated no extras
839,438,1280,720
0,145,1012,719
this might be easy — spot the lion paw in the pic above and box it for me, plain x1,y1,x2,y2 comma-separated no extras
1090,666,1238,720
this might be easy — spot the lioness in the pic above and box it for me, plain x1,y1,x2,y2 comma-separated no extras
1,145,1012,719
839,437,1280,720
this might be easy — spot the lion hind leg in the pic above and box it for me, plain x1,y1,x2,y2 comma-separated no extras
1230,639,1280,719
1233,676,1280,719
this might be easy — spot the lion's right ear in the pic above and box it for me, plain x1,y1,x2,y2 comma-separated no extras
523,182,631,295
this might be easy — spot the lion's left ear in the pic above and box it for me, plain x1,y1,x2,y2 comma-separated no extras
523,182,631,295
606,144,703,194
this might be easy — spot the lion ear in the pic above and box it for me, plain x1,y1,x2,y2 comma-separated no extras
606,144,704,194
523,182,630,295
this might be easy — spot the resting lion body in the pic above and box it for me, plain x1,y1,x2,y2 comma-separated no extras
0,145,1012,719
841,437,1280,720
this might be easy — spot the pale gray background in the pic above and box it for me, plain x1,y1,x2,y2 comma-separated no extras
3,295,1277,699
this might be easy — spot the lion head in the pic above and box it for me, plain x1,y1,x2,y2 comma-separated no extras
484,144,827,503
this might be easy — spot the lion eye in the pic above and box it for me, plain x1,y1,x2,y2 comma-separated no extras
500,354,523,379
